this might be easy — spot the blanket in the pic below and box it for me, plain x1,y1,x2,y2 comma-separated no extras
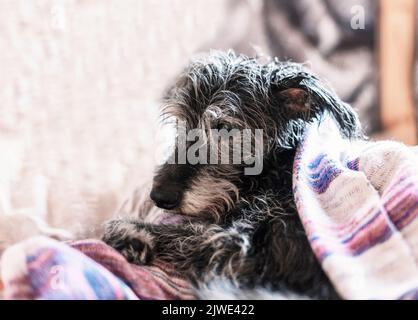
1,117,418,300
293,117,418,299
0,236,194,300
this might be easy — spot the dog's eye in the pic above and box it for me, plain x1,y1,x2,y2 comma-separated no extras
215,122,232,131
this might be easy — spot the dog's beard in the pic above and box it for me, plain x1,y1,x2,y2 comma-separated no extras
179,168,239,222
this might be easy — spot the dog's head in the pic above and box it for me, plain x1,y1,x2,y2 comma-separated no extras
150,50,362,221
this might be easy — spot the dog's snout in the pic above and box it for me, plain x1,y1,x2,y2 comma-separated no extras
150,188,180,210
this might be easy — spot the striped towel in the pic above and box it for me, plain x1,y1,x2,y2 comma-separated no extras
293,117,418,299
0,236,194,300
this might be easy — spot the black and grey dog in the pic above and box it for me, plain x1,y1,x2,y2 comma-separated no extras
102,51,362,299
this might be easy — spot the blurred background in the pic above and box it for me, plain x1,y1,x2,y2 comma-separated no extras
0,0,416,244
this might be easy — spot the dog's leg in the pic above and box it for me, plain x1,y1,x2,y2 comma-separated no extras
102,217,252,278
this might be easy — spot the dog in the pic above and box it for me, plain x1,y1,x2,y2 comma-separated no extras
102,50,362,299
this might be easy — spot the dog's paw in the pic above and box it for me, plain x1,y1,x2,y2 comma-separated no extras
102,219,154,265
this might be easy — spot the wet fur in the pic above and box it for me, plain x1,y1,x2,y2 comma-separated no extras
102,50,362,299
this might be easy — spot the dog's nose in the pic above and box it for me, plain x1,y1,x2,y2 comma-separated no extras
150,189,180,210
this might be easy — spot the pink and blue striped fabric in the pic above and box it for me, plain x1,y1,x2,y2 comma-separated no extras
293,117,418,299
0,236,194,300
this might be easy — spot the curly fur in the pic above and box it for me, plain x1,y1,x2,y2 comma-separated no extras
102,50,363,299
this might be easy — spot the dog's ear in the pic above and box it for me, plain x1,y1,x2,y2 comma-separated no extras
276,88,312,114
271,70,363,140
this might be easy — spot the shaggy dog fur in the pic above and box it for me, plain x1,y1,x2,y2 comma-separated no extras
102,50,363,299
